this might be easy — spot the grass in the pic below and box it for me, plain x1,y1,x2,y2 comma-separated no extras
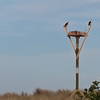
0,89,87,100
0,88,99,100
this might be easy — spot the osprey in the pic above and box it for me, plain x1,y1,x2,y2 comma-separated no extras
64,22,69,27
88,21,91,26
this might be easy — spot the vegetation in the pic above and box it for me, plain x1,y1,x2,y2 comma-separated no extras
84,80,100,100
0,81,99,100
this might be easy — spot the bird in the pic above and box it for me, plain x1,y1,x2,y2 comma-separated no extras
88,21,92,26
64,22,69,27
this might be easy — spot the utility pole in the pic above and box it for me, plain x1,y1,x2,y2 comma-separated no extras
76,37,80,89
64,21,92,90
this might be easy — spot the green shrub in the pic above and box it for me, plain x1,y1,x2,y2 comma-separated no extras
84,81,100,100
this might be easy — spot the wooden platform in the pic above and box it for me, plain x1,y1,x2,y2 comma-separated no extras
68,31,87,37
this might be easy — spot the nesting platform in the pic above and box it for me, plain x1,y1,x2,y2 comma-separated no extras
68,31,87,37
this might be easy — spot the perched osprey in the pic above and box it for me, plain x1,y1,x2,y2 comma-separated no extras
88,21,92,26
64,22,69,27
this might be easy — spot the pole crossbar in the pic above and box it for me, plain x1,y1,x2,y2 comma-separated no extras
76,36,87,59
68,36,87,59
68,36,76,51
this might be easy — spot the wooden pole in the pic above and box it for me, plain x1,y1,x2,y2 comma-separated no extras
75,37,80,90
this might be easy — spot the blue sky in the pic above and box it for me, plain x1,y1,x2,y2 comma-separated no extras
0,0,100,93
